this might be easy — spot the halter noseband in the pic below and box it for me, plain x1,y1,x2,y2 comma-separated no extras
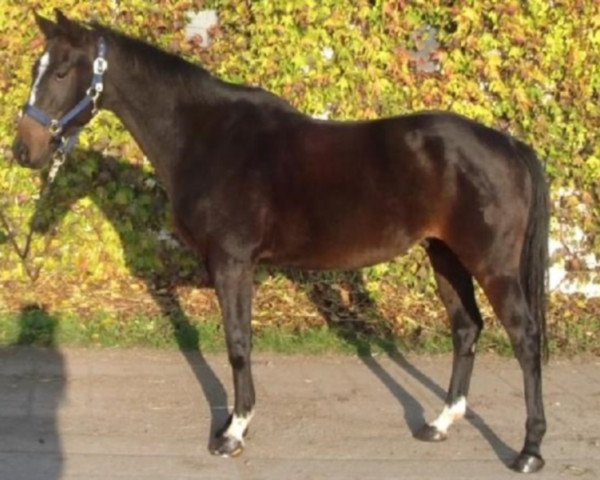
22,37,108,156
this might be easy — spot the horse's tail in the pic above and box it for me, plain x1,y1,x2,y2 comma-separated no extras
515,140,550,362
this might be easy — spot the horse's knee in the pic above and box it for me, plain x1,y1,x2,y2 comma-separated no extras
228,353,245,370
227,335,252,369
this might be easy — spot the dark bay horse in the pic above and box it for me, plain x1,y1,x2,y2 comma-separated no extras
13,10,549,473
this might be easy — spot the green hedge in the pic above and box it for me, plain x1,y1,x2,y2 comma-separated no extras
0,1,598,329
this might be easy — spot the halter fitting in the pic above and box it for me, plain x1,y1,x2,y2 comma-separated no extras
22,37,108,157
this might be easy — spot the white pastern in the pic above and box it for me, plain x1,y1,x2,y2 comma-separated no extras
29,52,50,106
430,396,467,434
225,410,254,441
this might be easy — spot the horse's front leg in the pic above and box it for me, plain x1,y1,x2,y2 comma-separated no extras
209,253,255,457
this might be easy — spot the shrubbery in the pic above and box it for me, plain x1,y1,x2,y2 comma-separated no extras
0,1,598,334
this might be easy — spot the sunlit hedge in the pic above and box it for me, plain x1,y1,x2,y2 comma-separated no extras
0,1,598,323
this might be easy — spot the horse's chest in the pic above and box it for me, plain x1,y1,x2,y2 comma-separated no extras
172,186,268,260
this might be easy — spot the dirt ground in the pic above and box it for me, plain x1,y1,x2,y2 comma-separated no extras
0,347,598,480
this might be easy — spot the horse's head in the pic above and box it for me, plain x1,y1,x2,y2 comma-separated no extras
13,10,102,169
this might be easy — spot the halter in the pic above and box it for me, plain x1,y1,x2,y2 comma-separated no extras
22,37,108,164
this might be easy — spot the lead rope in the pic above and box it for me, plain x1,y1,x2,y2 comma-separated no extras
0,163,61,282
0,140,77,282
47,148,67,184
46,127,83,184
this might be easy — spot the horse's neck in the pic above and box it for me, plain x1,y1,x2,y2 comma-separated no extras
99,34,294,197
101,40,212,197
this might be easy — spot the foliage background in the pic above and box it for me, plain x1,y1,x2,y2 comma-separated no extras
0,0,598,350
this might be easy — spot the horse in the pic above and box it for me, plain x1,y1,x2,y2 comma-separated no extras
13,10,549,473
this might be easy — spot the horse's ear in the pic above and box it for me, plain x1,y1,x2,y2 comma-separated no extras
55,9,89,45
34,11,58,39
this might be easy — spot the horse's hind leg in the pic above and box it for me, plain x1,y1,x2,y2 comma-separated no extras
414,239,483,442
480,274,546,473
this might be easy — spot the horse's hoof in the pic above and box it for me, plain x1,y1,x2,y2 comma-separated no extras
511,452,545,473
210,434,244,458
413,424,448,442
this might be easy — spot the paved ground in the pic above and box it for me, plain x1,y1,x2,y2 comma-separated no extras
0,347,598,480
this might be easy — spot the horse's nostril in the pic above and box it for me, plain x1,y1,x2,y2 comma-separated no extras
13,141,30,165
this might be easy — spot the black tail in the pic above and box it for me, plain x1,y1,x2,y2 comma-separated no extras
516,140,550,362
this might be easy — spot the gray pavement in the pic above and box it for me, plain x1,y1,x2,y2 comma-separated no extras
0,347,599,479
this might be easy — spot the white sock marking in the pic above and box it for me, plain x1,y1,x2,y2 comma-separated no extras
430,396,466,434
29,52,50,106
225,410,254,441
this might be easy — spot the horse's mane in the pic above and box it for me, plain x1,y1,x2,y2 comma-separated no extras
90,22,209,80
89,21,295,111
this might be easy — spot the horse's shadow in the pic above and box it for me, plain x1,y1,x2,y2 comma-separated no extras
30,151,228,447
294,269,517,464
31,151,516,463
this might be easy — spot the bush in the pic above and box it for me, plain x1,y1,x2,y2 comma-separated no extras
0,1,598,334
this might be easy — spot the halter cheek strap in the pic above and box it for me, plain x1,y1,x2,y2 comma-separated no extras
22,37,108,156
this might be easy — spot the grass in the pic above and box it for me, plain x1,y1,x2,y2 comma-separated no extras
1,304,597,357
0,305,443,354
0,307,358,353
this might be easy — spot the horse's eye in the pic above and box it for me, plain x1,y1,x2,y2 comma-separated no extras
55,68,69,80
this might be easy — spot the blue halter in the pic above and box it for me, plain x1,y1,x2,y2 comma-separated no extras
22,37,108,155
